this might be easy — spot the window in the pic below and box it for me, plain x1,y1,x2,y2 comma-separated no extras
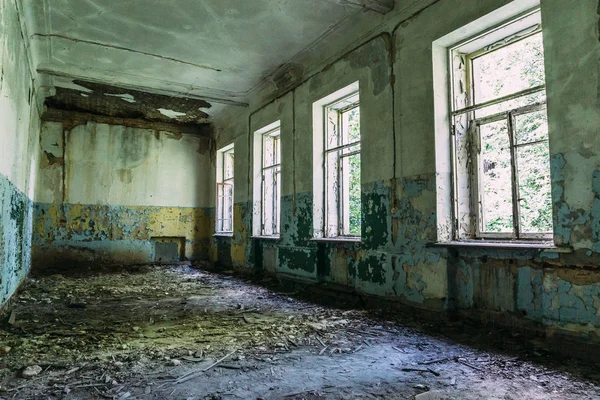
313,82,361,239
254,124,281,236
216,145,234,234
449,9,552,240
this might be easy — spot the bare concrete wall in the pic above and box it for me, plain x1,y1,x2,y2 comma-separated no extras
33,121,214,268
0,0,42,306
210,0,600,344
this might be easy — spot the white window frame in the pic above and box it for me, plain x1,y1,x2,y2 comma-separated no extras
447,8,552,241
312,82,361,239
216,144,234,234
253,122,281,237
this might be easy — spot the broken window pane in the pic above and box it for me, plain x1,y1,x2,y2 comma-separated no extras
479,120,514,233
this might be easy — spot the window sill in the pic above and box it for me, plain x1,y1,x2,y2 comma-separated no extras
213,233,234,238
428,240,572,253
311,237,362,244
252,235,280,241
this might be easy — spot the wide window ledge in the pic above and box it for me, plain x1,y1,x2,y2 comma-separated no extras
213,233,234,238
252,235,280,241
311,237,362,244
428,240,573,253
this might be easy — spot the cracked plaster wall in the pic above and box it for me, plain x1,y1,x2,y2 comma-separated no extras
210,0,600,342
443,0,600,343
213,28,446,310
0,0,41,307
32,121,214,268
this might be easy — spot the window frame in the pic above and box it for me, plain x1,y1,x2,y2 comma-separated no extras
448,9,552,241
215,145,234,234
260,127,281,236
470,103,551,240
323,93,361,238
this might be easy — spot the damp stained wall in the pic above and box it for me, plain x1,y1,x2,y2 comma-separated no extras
0,0,41,306
210,0,600,343
212,10,443,309
33,121,214,268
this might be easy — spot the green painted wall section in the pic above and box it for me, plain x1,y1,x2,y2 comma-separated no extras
0,174,33,305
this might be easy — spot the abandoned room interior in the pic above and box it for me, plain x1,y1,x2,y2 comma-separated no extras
1,0,600,398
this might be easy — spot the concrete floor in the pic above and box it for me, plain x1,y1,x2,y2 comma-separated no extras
0,265,599,399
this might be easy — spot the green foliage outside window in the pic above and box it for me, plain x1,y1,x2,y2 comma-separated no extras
473,33,552,234
347,108,361,235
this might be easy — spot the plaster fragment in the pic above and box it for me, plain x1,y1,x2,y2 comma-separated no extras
105,93,136,103
158,108,187,118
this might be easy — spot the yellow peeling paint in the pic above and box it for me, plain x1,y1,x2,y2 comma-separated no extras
34,203,212,260
230,203,247,267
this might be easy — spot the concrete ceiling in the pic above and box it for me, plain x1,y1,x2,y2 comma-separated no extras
20,0,393,123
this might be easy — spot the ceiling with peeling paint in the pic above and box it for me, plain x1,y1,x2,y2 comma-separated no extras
20,0,391,122
46,80,212,124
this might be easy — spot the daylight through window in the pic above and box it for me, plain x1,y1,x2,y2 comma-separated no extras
216,145,234,233
450,9,552,240
261,128,281,236
324,92,361,237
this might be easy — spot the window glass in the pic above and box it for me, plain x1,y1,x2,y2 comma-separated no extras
216,147,234,233
471,33,545,104
479,120,513,233
261,129,280,236
449,12,552,240
345,152,361,236
324,99,361,237
515,110,552,233
224,150,234,180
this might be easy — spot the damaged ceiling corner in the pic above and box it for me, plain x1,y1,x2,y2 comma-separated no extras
42,80,214,136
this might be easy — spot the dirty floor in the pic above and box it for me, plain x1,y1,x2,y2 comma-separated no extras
0,264,599,399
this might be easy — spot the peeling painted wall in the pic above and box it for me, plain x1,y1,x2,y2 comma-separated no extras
209,0,600,345
33,120,213,268
212,30,447,310
0,0,41,306
442,0,600,343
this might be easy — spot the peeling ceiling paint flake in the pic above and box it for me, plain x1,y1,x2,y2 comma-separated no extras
105,93,136,103
44,80,211,125
158,108,187,119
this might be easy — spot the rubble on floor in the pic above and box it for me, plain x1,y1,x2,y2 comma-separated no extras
0,264,598,399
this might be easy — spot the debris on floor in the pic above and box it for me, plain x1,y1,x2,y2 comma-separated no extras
0,264,598,399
